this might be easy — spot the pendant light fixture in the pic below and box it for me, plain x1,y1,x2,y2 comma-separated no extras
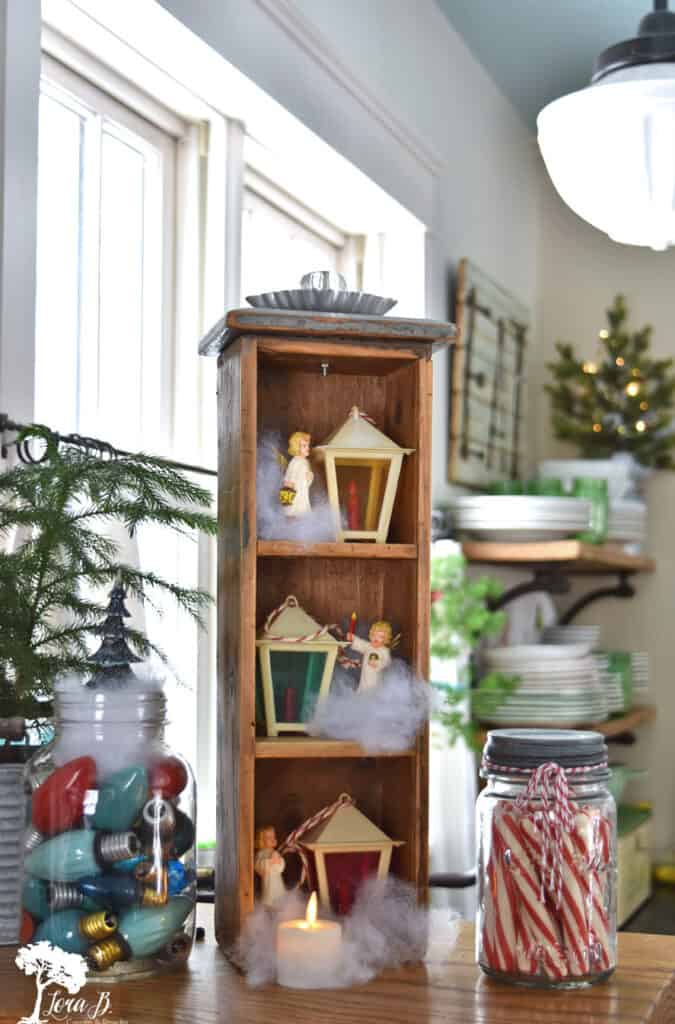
538,1,675,250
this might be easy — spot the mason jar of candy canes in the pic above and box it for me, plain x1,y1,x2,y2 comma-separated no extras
22,676,197,981
477,729,617,989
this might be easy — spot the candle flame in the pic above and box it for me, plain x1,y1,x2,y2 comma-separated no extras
306,891,318,925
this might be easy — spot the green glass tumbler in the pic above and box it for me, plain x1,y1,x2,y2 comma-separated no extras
573,477,609,543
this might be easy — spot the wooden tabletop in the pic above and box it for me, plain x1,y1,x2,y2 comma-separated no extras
1,918,673,1024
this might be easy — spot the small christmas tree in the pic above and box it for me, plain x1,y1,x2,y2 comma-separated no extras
545,295,675,468
86,581,143,689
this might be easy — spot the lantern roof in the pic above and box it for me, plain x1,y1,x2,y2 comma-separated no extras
257,595,341,647
301,800,403,850
315,406,413,455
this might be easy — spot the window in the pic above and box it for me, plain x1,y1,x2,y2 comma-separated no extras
35,56,179,452
241,171,357,300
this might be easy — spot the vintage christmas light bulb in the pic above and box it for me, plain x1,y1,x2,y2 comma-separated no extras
24,829,140,882
31,757,96,836
148,756,188,799
79,872,168,910
88,896,193,968
172,809,196,858
20,911,35,943
23,877,49,921
34,909,117,954
167,860,189,896
48,882,99,912
89,764,148,832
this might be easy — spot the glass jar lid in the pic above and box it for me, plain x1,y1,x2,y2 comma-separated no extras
483,728,609,776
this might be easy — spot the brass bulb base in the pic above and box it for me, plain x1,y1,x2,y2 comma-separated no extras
88,936,126,971
80,910,118,941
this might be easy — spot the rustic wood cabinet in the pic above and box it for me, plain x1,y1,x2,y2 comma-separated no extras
207,309,455,949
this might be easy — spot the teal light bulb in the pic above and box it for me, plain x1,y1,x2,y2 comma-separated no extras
89,896,192,968
25,830,140,882
33,909,117,954
23,878,49,921
118,896,192,957
90,764,148,831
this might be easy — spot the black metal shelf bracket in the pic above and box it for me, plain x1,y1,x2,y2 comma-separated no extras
488,566,638,625
488,567,571,612
560,571,636,625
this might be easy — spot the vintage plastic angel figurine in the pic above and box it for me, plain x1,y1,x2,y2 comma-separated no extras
280,431,313,517
254,825,286,907
347,619,393,693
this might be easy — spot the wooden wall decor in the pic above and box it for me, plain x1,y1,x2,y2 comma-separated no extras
205,309,455,949
448,258,530,489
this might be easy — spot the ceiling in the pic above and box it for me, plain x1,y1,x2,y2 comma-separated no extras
436,1,655,131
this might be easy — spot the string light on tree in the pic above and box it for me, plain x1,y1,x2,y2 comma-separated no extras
546,294,675,468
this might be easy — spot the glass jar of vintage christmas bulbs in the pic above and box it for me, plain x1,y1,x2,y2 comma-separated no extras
476,729,617,989
22,676,197,980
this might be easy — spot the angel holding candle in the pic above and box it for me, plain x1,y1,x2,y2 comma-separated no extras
347,617,394,693
280,431,313,517
254,825,286,907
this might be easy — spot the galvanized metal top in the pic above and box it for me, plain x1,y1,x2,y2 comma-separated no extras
198,308,456,357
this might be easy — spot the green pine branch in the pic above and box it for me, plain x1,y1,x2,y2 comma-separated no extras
0,435,216,720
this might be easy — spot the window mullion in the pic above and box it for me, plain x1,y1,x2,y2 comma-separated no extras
77,108,102,435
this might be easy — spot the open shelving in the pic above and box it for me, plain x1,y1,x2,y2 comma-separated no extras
462,540,655,574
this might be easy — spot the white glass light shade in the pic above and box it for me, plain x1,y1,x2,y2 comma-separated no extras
538,64,675,250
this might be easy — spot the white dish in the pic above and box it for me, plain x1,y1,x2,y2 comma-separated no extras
486,643,593,663
460,528,582,542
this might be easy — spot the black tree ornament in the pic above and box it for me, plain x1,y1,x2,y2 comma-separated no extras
86,581,143,689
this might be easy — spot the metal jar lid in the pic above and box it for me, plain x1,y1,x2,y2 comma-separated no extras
482,728,609,776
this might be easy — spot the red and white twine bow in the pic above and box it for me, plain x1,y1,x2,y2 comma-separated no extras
278,793,355,888
482,757,608,908
263,595,334,643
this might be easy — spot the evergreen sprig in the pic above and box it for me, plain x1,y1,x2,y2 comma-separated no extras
545,295,675,468
0,435,217,722
430,550,519,751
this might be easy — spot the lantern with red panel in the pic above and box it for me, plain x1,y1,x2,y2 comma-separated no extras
300,798,403,915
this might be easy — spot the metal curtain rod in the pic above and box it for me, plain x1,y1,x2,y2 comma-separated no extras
0,414,217,479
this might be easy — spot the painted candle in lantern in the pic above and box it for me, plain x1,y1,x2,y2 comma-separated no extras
276,892,342,989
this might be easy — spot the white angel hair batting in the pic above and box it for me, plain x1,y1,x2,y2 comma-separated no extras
234,877,461,988
256,432,337,542
307,660,431,754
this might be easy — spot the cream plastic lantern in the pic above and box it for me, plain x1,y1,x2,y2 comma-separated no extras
256,595,342,737
314,406,413,543
300,797,404,914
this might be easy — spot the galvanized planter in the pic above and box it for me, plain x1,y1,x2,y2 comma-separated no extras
0,764,26,944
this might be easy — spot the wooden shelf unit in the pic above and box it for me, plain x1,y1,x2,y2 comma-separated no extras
462,540,655,574
214,315,451,949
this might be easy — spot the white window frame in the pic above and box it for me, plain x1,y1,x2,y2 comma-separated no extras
38,52,184,449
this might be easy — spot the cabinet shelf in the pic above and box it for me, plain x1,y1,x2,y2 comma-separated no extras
477,705,656,743
255,737,415,759
462,540,655,574
257,540,417,560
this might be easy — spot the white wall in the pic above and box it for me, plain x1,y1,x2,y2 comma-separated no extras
156,0,542,506
535,176,675,853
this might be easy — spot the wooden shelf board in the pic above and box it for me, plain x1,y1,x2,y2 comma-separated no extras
257,540,417,560
477,705,656,742
255,737,415,759
462,540,655,574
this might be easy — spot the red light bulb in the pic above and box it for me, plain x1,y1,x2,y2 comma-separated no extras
20,911,35,943
148,756,187,799
32,756,96,836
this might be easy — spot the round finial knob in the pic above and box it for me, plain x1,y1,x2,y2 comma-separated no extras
301,271,347,291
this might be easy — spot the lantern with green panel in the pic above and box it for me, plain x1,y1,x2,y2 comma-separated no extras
256,595,343,736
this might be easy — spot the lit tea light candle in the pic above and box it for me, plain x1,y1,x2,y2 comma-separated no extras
276,892,343,989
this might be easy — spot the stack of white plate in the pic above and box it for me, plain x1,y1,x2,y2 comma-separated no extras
542,624,601,648
451,496,592,543
478,644,608,725
632,652,649,702
538,458,635,501
594,654,625,713
608,499,647,546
